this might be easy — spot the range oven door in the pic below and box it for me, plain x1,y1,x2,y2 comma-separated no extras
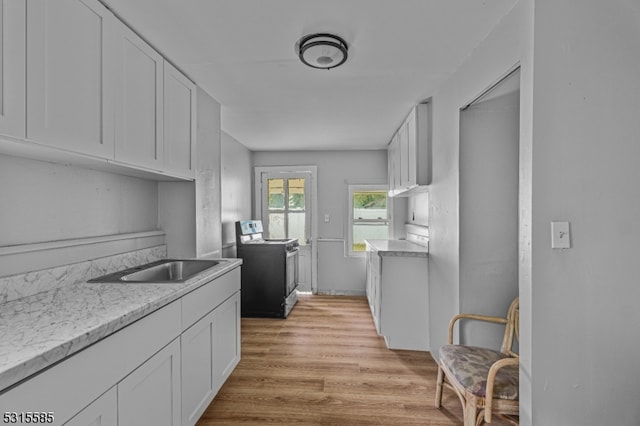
285,248,299,296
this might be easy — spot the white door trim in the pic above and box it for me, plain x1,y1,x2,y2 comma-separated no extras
254,165,318,294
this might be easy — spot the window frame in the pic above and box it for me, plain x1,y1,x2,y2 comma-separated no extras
347,184,390,257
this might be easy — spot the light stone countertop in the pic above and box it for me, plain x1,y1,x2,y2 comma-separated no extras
0,258,242,393
365,239,429,257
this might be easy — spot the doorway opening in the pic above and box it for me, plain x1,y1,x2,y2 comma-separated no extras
459,67,521,347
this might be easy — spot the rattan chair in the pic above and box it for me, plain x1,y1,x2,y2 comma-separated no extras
435,298,519,425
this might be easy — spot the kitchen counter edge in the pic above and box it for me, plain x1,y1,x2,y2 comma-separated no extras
0,258,242,393
364,239,429,257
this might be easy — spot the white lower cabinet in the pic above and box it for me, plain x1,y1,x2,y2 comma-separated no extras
378,255,429,351
182,291,241,426
119,338,181,426
64,387,117,426
181,310,216,426
0,301,181,426
65,339,182,426
0,266,242,426
366,244,429,351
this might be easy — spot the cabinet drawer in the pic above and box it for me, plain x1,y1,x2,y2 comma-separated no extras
181,267,241,331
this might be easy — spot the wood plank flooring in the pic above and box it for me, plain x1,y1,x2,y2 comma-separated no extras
196,294,509,425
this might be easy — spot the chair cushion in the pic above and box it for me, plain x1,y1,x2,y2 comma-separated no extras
439,345,519,400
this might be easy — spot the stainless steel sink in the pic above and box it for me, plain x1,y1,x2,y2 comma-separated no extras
88,259,220,283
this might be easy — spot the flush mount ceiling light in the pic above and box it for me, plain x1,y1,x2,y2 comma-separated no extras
296,33,349,70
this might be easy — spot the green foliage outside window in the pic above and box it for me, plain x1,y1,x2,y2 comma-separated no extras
353,192,387,209
289,193,305,209
269,193,284,209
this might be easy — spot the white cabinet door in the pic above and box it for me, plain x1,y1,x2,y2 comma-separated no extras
113,21,164,170
64,387,117,426
404,109,417,188
181,309,216,426
181,291,241,426
379,255,429,351
118,338,181,426
398,120,410,189
387,103,431,196
387,134,401,195
212,291,241,392
26,0,115,157
0,0,25,138
386,142,394,195
164,62,196,178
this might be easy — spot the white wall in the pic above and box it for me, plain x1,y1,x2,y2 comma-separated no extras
425,0,534,422
407,192,429,226
0,154,158,246
220,131,252,257
427,0,532,345
252,150,388,295
530,1,640,424
158,181,196,258
429,0,640,423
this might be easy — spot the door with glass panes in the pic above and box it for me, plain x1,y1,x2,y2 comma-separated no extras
260,172,312,292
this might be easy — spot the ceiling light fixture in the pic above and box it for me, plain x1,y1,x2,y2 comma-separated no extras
296,33,349,70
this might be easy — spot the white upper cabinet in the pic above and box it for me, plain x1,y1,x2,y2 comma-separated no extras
0,1,26,139
26,0,115,157
1,0,196,180
163,62,196,178
113,20,164,171
388,133,401,194
387,103,431,197
398,121,410,187
404,109,417,187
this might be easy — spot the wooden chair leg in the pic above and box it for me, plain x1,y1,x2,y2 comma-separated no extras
464,395,479,426
435,364,444,408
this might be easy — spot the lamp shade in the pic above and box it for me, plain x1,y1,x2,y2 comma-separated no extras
297,33,348,70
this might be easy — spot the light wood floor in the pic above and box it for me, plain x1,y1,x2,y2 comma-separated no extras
197,294,509,425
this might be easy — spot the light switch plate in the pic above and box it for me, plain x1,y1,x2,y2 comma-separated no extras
551,221,571,249
324,214,330,223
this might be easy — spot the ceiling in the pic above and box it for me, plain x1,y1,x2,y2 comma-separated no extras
101,0,518,151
